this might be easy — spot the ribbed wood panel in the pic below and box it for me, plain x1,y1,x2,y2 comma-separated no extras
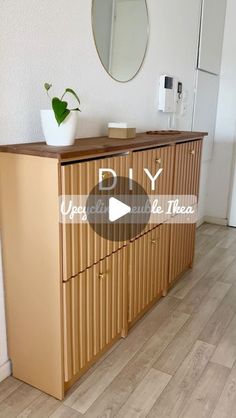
169,140,202,284
63,247,128,382
128,224,170,326
132,145,175,237
169,223,196,284
133,145,175,195
173,140,203,196
61,154,131,280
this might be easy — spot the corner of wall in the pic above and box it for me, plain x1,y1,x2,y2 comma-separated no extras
0,236,10,381
0,360,11,382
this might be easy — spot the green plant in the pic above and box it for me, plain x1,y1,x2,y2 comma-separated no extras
44,83,81,126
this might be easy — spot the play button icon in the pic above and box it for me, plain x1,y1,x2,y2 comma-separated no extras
86,176,151,242
109,197,131,222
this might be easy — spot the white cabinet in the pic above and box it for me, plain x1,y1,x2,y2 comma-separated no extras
198,0,227,74
193,70,220,162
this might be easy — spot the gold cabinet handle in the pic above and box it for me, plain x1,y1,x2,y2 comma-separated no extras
190,150,195,156
156,158,162,165
102,173,110,180
151,237,160,245
99,273,104,279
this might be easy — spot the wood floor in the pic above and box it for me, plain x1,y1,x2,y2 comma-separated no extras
1,223,236,418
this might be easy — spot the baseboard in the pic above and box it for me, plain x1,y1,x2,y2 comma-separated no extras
0,360,11,382
203,216,228,226
197,217,205,228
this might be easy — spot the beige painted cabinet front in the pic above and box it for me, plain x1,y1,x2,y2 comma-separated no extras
132,145,175,236
172,140,202,196
169,140,202,284
128,224,170,326
63,247,128,387
169,224,196,284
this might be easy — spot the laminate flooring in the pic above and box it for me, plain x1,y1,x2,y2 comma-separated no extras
1,223,236,418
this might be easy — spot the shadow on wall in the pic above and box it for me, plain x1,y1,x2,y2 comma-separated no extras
74,115,108,138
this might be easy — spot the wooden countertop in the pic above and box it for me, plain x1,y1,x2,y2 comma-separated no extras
0,131,207,162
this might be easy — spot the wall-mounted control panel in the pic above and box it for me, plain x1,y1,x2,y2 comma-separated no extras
158,75,175,113
158,75,184,115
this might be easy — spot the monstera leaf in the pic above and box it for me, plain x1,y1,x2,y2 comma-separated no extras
52,97,70,126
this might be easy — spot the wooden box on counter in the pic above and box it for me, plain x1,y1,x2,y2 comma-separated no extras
108,127,136,139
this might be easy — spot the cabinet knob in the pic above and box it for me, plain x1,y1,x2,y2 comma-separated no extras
102,172,110,180
151,237,160,245
156,158,162,165
190,150,195,156
99,273,104,279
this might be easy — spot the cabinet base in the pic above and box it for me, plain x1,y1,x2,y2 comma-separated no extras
162,289,168,297
128,291,164,330
189,259,194,269
121,327,128,338
168,263,194,292
64,333,121,395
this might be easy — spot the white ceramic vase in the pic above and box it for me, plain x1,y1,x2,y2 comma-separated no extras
40,109,78,146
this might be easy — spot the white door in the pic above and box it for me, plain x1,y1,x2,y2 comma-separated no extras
198,0,227,74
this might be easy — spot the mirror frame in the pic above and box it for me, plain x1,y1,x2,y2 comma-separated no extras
91,0,150,83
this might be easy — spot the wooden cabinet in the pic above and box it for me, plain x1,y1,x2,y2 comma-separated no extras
128,224,170,326
63,247,128,385
0,132,205,399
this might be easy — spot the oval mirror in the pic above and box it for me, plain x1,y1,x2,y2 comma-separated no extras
92,0,149,82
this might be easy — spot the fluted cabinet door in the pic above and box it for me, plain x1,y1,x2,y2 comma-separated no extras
169,139,202,285
173,140,202,197
169,223,196,285
61,154,131,281
63,246,128,384
132,145,175,195
128,224,170,326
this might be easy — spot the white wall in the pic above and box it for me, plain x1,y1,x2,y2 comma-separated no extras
206,0,236,222
0,0,202,144
0,0,203,379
